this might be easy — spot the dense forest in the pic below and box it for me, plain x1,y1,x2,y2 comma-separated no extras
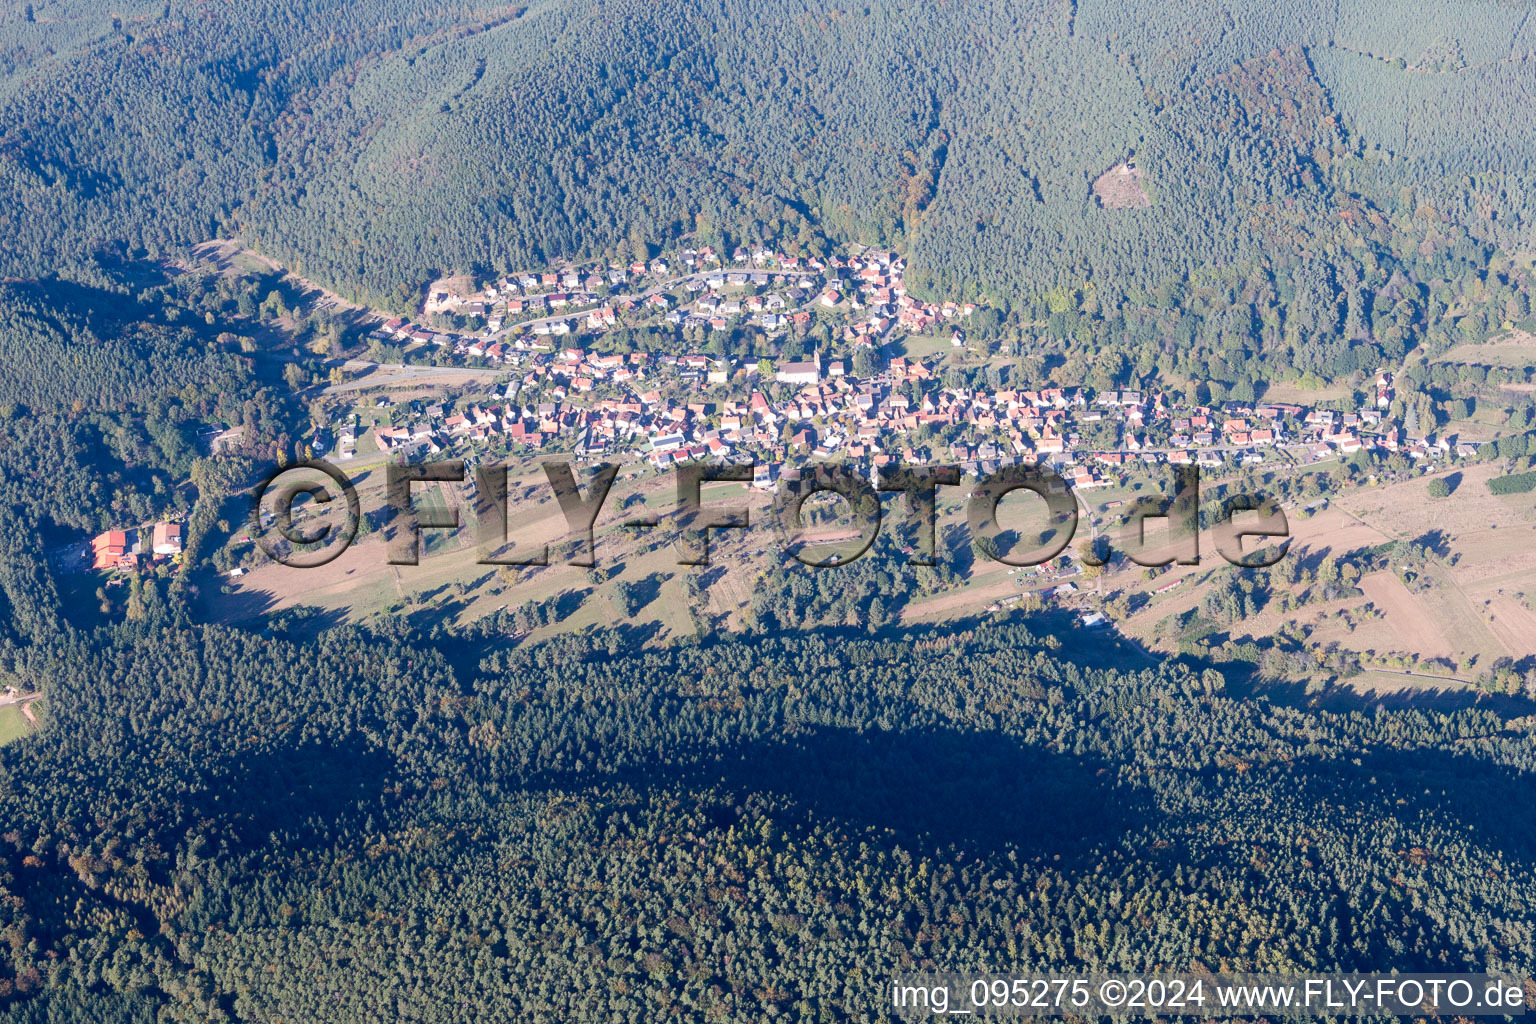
2,0,1536,386
0,617,1533,1021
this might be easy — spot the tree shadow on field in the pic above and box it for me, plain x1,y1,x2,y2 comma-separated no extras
200,583,279,625
630,572,665,612
1244,676,1536,719
266,604,350,640
1411,528,1452,559
693,565,728,590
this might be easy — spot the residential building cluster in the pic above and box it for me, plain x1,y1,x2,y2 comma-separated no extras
89,522,183,572
320,249,1451,488
330,353,1446,496
367,246,975,363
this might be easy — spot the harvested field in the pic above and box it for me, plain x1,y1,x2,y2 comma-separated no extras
1356,572,1454,660
1481,593,1536,656
901,580,1022,623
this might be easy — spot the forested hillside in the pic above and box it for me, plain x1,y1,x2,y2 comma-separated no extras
1,2,1534,1020
2,0,1535,383
0,619,1531,1021
0,281,279,649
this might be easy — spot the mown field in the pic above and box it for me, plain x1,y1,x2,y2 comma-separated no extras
0,700,42,747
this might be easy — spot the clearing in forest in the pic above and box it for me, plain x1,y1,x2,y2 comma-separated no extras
1092,161,1150,209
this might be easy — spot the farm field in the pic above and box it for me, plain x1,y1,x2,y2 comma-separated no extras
218,449,1536,682
222,460,1066,634
1434,330,1536,368
218,463,782,640
1115,462,1536,677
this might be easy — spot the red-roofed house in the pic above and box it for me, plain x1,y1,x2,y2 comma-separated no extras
91,530,131,570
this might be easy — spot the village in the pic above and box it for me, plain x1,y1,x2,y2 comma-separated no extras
314,243,1453,488
63,237,1503,670
162,239,1536,684
75,240,1484,610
